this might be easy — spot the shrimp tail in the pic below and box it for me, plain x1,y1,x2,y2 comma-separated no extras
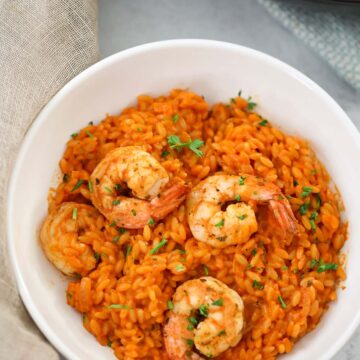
269,199,298,234
151,184,189,220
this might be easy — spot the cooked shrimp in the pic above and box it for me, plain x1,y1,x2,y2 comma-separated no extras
187,174,298,248
40,202,103,276
89,146,188,229
164,276,244,359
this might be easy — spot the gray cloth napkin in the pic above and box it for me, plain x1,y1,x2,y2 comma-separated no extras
0,0,99,358
258,0,360,91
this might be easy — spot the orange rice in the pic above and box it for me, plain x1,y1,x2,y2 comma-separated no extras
49,89,347,359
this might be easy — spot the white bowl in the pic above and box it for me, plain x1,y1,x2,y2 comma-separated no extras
7,40,360,360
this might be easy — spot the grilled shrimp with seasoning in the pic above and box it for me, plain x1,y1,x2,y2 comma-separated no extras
164,276,245,359
186,174,298,248
89,146,188,229
40,202,104,276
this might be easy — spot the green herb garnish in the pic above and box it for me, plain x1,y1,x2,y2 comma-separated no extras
310,259,318,269
167,300,174,310
113,235,120,243
150,238,168,255
212,298,224,306
63,173,70,183
317,261,338,273
148,217,155,226
199,304,209,317
218,330,226,336
87,179,93,193
247,97,257,111
258,119,268,126
239,176,246,185
107,304,130,309
86,130,94,139
300,186,312,198
278,295,286,309
235,194,241,202
112,199,121,206
94,252,100,261
167,135,204,157
125,244,132,258
203,264,209,276
299,201,310,215
71,179,84,192
237,214,247,220
252,280,264,290
215,219,224,228
161,150,170,158
72,207,78,220
71,132,78,138
131,209,136,216
104,186,113,194
172,114,180,123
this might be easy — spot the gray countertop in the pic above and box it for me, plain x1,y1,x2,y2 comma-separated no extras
98,1,360,359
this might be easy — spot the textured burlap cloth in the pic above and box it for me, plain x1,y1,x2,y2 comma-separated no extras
0,1,99,358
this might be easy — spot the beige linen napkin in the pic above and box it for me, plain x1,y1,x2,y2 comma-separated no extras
0,0,99,358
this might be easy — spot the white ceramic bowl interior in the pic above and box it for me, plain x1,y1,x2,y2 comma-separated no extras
7,40,360,360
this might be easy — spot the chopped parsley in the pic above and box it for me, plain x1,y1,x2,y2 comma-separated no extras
175,264,186,272
72,207,78,220
125,244,132,258
199,304,209,317
247,97,257,111
218,330,226,336
310,259,318,269
136,127,142,132
237,214,247,220
316,194,322,209
203,264,209,276
167,300,174,310
317,260,338,273
293,180,299,186
150,238,168,255
104,186,113,194
310,219,316,231
107,338,112,347
112,199,121,206
71,179,84,192
167,135,204,157
161,150,170,158
235,194,241,202
85,130,94,139
131,209,136,216
310,169,317,176
212,298,224,306
112,235,120,243
278,295,287,309
252,280,264,290
239,176,246,185
251,248,257,256
172,114,180,123
118,227,126,234
63,173,70,183
300,186,312,198
185,339,194,347
87,179,93,193
148,217,155,226
106,304,130,309
188,317,198,326
187,324,194,331
238,90,242,96
71,132,78,138
114,183,121,192
258,119,268,126
299,201,310,215
94,252,100,261
215,219,224,228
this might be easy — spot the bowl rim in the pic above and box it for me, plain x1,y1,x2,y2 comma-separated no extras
7,39,360,360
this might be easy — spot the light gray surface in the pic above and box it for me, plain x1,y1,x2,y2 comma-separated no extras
98,1,360,359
